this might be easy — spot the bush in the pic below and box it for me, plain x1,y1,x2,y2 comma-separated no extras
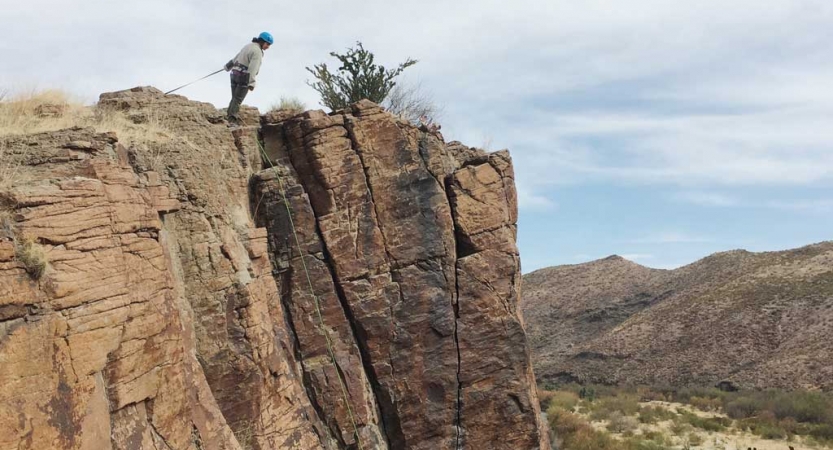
269,97,306,115
547,390,580,412
15,236,48,279
771,390,832,424
687,432,704,446
681,412,730,432
689,396,722,412
723,396,761,419
809,423,833,442
383,81,442,125
607,411,639,433
638,406,677,424
306,42,417,110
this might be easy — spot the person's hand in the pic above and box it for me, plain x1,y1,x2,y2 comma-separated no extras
248,86,255,91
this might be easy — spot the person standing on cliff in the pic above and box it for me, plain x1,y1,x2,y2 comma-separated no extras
224,32,273,125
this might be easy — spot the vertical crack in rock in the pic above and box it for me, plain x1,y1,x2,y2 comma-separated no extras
340,115,406,449
255,121,384,449
453,258,464,450
284,123,388,449
253,130,342,449
415,129,465,450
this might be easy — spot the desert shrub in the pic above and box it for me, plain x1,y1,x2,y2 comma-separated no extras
547,390,580,412
687,432,704,446
771,390,832,424
637,387,667,402
672,386,725,405
723,396,761,419
689,396,722,412
669,419,693,436
723,389,833,427
607,411,639,433
601,395,641,416
626,430,672,450
269,97,306,115
15,236,47,279
586,391,641,422
547,407,586,437
383,81,442,125
680,412,730,432
638,405,677,424
809,423,833,442
566,425,622,450
306,42,417,110
579,386,597,402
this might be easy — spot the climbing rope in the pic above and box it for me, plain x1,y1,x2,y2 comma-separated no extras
164,68,226,95
255,139,365,450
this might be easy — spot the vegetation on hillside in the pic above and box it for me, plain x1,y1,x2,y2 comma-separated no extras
542,384,833,450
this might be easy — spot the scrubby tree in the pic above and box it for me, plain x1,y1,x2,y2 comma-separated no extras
383,81,443,125
306,42,417,110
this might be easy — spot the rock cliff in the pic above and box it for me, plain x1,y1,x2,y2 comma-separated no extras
0,87,548,450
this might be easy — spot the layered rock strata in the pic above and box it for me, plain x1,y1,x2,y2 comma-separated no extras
0,87,547,450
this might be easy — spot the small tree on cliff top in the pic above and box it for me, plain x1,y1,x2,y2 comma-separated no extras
306,42,417,110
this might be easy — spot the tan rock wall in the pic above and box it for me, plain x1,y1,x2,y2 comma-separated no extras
1,88,547,450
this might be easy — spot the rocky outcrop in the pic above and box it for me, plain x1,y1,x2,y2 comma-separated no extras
522,244,833,390
1,88,548,449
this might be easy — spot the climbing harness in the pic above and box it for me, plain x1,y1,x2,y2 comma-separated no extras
255,140,365,450
164,68,226,95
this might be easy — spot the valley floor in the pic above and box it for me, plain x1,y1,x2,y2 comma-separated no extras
541,386,833,450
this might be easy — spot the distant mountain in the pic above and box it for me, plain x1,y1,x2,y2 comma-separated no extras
521,242,833,390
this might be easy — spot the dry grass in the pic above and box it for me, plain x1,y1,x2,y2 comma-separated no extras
15,236,48,279
0,89,83,136
0,89,178,191
1,210,47,279
0,88,175,142
269,96,306,115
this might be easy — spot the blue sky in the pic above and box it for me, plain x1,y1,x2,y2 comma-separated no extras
2,0,831,271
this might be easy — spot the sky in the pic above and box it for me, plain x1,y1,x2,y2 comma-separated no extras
2,0,831,272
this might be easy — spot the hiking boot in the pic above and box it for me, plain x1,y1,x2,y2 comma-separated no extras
226,117,242,129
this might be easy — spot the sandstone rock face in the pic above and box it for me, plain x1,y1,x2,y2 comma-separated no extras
1,88,548,449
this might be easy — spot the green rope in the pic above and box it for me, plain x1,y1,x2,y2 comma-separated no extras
255,138,365,450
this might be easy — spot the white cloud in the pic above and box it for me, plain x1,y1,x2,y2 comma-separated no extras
627,232,714,244
516,184,557,212
620,254,654,262
765,199,833,214
671,192,741,207
2,0,831,220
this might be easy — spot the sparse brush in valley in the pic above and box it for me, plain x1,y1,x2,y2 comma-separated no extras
542,384,833,449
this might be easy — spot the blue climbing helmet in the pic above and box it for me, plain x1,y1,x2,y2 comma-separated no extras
258,32,274,45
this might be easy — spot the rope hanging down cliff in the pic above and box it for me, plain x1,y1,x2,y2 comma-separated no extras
255,139,366,450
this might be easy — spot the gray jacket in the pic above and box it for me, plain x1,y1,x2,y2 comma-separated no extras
225,42,264,88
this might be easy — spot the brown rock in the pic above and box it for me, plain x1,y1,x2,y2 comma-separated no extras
1,88,547,450
254,103,549,449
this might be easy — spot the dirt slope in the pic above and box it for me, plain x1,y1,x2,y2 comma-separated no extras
522,243,833,390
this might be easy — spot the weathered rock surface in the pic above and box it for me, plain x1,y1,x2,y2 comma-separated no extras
1,87,548,449
521,243,833,390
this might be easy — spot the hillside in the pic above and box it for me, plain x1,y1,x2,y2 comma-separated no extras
522,242,833,390
0,87,549,450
